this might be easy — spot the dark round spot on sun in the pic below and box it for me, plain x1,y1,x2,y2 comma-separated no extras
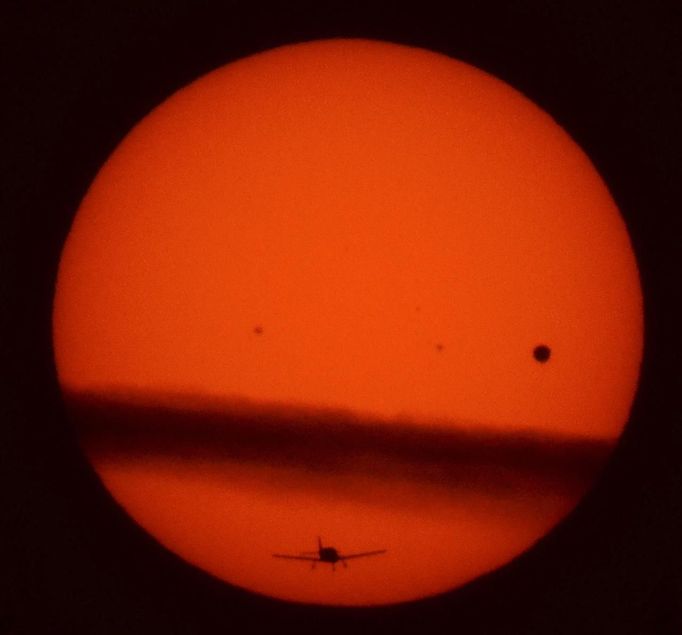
533,345,551,362
253,325,263,335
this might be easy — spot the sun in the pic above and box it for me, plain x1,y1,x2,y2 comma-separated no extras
53,38,643,606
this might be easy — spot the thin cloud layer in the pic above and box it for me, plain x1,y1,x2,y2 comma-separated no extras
66,389,614,499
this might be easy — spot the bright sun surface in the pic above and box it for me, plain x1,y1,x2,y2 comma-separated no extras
53,39,642,606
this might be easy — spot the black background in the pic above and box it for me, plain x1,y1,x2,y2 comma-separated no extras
2,2,680,634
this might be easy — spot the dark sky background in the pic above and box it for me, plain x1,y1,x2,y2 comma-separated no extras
2,1,681,634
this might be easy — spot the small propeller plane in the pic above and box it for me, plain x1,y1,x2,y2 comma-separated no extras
273,537,387,571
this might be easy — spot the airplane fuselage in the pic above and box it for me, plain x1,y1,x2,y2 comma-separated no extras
319,547,340,563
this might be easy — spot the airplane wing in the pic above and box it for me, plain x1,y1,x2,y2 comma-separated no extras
273,553,320,561
339,550,387,560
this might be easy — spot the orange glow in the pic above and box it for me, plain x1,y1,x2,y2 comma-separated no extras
53,39,643,606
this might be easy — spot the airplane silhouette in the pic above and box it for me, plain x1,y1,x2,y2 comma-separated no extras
273,537,387,571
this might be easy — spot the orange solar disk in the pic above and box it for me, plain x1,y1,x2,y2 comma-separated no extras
53,39,643,606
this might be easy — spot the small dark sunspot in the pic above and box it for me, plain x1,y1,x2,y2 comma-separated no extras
533,345,551,362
